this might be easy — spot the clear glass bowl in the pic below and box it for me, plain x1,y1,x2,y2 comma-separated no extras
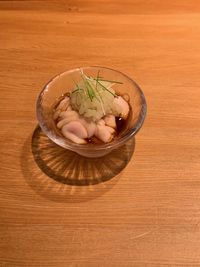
36,66,147,157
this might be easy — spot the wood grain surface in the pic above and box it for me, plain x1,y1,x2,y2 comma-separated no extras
1,1,200,266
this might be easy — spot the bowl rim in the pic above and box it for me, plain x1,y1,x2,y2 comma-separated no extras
36,65,147,151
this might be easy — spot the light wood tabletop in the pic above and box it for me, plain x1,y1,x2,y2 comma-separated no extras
1,1,200,266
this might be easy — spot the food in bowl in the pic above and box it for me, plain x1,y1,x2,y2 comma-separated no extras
53,70,131,144
36,66,146,158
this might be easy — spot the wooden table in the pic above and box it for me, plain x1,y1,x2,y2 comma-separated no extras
1,1,200,266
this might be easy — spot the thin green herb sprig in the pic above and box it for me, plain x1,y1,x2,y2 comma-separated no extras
96,80,117,97
93,78,123,84
71,81,83,94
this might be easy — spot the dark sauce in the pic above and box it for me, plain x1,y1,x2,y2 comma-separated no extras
115,117,126,135
86,136,103,145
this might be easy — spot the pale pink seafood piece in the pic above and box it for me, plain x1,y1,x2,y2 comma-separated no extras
113,96,130,119
105,125,115,134
95,125,114,143
104,114,116,129
57,110,79,128
61,121,88,144
56,97,70,111
97,119,105,126
53,109,61,120
79,118,97,138
61,129,87,144
59,110,79,120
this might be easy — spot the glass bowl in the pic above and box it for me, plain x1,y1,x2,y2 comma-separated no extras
36,66,147,157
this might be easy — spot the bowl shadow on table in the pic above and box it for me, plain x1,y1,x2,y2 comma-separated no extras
21,126,135,203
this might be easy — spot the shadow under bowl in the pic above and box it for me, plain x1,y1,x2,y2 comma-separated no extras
32,126,136,186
